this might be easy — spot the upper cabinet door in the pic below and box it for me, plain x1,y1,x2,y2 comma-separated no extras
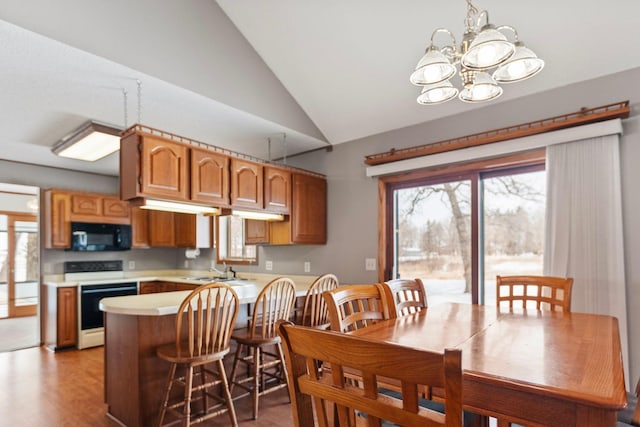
230,158,263,209
190,147,230,206
291,173,327,244
264,166,291,214
140,136,189,200
102,197,130,219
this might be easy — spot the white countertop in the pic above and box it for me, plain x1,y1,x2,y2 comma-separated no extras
94,271,315,316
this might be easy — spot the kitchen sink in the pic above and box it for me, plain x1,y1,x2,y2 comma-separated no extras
182,276,248,283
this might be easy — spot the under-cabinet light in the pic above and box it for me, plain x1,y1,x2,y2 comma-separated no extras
140,199,220,215
230,209,284,221
52,121,123,162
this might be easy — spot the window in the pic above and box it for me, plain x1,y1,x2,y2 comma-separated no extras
216,215,257,264
383,153,545,305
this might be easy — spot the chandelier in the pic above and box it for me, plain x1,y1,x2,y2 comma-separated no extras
410,0,544,105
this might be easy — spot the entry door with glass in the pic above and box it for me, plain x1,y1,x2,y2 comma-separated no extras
0,213,38,318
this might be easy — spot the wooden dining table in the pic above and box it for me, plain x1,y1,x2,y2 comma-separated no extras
352,303,627,427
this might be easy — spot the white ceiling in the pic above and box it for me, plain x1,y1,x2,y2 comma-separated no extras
1,0,639,176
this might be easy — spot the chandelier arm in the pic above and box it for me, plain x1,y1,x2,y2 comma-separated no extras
475,10,490,29
496,25,519,43
430,28,458,56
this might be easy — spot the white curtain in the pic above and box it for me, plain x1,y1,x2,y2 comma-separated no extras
544,134,629,386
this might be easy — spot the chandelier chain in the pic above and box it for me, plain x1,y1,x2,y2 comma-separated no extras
122,88,128,128
137,79,142,124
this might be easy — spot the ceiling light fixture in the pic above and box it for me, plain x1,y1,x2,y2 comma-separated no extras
52,121,123,161
226,209,285,221
410,0,544,105
140,199,220,215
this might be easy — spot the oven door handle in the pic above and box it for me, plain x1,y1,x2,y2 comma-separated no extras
81,286,138,294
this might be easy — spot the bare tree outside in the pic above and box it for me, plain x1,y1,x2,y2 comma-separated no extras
395,170,545,305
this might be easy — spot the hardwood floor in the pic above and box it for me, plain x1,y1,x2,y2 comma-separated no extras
0,315,38,352
0,346,294,426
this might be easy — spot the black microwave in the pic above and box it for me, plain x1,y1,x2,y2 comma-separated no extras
69,222,132,251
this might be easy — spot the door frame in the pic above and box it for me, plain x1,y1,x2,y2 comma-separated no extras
1,211,38,318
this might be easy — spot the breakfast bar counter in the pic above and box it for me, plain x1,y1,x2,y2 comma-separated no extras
99,277,313,427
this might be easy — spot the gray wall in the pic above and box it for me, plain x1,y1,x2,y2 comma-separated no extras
285,67,640,386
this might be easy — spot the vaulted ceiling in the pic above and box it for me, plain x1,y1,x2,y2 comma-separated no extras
1,1,639,176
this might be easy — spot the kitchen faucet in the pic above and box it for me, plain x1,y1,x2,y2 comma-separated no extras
208,262,226,277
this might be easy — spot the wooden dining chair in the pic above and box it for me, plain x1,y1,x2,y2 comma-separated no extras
229,277,297,420
383,278,428,316
618,379,640,426
495,275,573,312
155,282,240,427
277,321,463,427
322,283,396,333
301,273,339,328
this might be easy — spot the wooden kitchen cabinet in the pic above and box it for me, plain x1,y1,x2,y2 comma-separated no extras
43,285,77,350
230,158,263,209
190,147,230,206
148,210,176,247
246,172,327,245
44,189,131,249
102,197,130,220
57,287,77,348
44,190,71,249
130,207,150,248
244,218,270,244
147,211,211,248
120,131,190,201
139,281,198,294
264,165,291,213
70,193,130,223
289,173,326,244
174,213,196,247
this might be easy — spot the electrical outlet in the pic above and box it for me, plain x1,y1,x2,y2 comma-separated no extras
365,258,376,271
304,261,311,273
128,261,135,270
265,260,273,271
184,260,189,268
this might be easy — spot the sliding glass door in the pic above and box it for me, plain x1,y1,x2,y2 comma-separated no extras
390,164,545,305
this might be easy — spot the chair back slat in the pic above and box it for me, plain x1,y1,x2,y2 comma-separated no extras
322,284,396,333
175,283,239,358
278,322,463,427
251,277,297,339
302,274,339,328
496,275,573,312
383,278,428,316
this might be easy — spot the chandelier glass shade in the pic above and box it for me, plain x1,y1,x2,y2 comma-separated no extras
410,0,544,105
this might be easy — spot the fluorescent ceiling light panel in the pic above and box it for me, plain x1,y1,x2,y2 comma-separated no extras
231,209,284,221
140,199,220,215
52,121,122,162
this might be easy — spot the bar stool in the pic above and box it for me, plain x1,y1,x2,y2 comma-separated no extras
229,277,297,420
156,283,239,427
301,273,339,328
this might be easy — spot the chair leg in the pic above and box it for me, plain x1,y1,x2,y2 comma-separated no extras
275,342,291,403
183,365,194,427
158,363,177,427
218,359,238,427
199,365,208,414
252,346,261,420
229,342,244,395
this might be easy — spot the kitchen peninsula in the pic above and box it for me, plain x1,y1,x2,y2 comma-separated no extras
98,276,313,427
